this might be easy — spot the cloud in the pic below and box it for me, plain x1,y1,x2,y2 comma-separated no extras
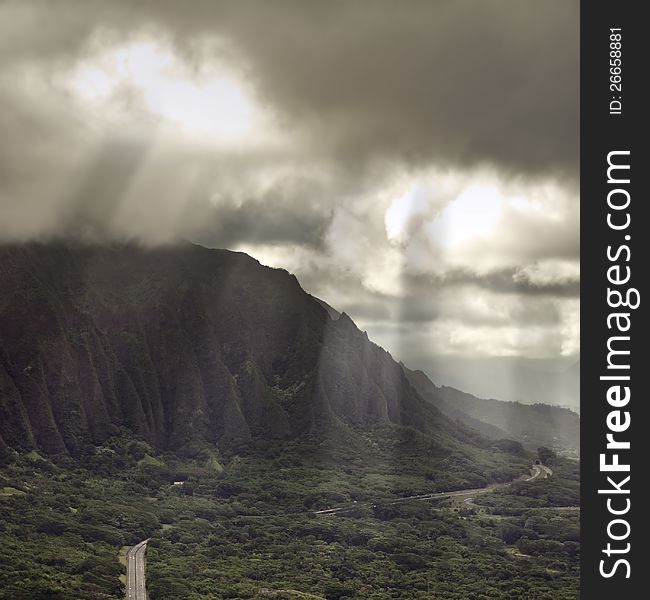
2,0,578,176
0,1,579,395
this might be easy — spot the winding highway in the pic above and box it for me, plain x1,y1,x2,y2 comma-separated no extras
525,464,553,481
126,539,149,600
315,463,562,517
314,483,503,516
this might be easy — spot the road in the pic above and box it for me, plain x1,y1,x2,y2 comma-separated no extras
314,482,505,516
126,539,149,600
525,464,553,481
315,463,563,517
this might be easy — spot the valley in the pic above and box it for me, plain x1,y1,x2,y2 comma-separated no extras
0,243,580,599
126,460,576,599
0,431,579,599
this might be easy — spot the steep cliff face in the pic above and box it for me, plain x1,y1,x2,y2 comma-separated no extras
0,243,455,457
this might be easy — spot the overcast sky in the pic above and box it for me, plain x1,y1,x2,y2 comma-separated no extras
0,0,579,406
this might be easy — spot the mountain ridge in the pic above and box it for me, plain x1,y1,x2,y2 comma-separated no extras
0,242,471,459
402,365,579,451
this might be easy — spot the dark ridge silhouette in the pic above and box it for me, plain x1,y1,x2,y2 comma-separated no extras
1,242,483,458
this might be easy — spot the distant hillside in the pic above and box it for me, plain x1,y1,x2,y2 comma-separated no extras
412,356,580,412
403,366,579,451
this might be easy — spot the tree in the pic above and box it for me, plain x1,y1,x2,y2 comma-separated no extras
537,447,557,465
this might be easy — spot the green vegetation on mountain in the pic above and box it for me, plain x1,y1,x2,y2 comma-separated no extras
0,243,496,460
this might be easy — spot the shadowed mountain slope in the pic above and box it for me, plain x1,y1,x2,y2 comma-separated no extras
0,243,486,459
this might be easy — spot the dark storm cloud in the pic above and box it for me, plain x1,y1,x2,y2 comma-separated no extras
224,0,579,178
0,0,579,249
193,193,334,250
0,1,580,389
405,268,580,299
395,274,568,327
395,289,563,328
292,259,569,329
2,0,578,178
